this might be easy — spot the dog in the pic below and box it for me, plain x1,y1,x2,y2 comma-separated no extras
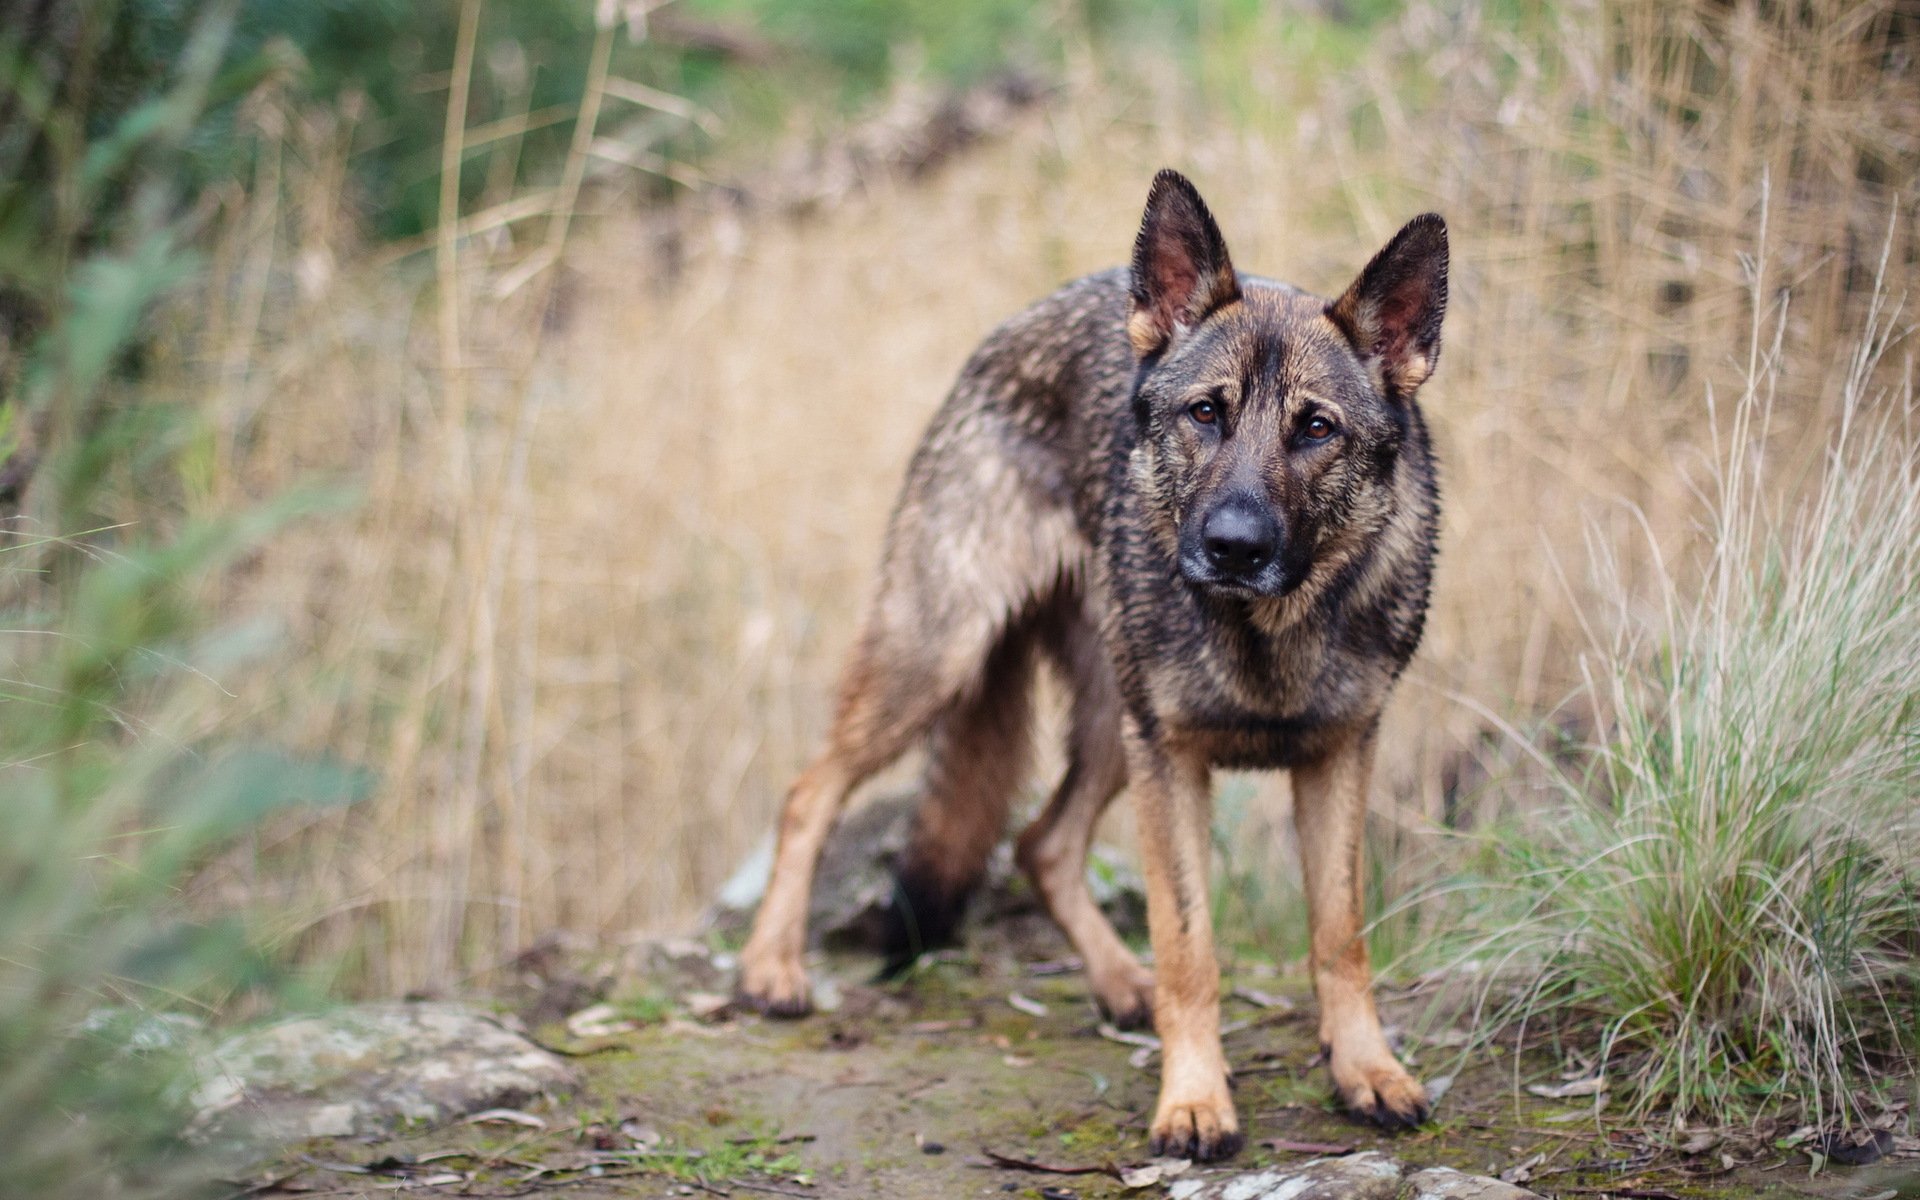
736,169,1446,1161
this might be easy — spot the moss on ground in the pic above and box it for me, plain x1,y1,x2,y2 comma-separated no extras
243,948,1879,1198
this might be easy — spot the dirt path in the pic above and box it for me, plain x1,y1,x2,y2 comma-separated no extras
242,935,1916,1200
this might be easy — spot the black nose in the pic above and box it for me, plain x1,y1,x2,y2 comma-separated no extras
1202,500,1279,575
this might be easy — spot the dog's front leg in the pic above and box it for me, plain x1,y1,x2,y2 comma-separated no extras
1126,726,1242,1161
1291,727,1430,1127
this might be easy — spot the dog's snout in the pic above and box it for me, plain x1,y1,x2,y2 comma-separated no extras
1201,500,1279,576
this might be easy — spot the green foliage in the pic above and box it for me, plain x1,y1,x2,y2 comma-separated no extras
1476,251,1920,1126
0,3,369,1196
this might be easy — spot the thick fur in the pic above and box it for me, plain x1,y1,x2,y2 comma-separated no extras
737,169,1448,1160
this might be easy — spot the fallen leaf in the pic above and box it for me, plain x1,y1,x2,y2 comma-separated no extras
1008,991,1050,1017
1500,1152,1545,1183
1096,1021,1160,1069
1096,1022,1160,1049
619,1120,661,1149
1425,1074,1455,1106
1230,986,1292,1010
683,991,734,1020
1117,1158,1191,1187
1673,1130,1719,1155
1003,1054,1034,1068
565,1002,638,1039
465,1108,546,1129
1527,1075,1607,1100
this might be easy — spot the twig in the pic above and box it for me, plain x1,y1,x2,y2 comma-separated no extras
724,1182,815,1198
979,1148,1122,1181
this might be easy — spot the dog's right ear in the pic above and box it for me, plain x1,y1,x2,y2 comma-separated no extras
1128,169,1240,358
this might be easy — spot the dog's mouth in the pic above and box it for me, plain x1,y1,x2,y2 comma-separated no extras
1176,551,1301,599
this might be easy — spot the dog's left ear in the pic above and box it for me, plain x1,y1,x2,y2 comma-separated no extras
1327,213,1449,399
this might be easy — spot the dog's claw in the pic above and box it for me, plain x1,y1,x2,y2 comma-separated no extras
735,949,813,1019
1092,967,1156,1031
738,989,812,1019
1147,1122,1245,1163
1331,1056,1431,1129
1146,1100,1243,1163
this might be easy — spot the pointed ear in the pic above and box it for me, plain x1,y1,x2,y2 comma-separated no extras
1127,169,1241,358
1327,213,1449,398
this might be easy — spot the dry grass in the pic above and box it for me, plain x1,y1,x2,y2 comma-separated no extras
177,0,1918,994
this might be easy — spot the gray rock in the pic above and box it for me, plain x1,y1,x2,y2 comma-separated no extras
1404,1166,1544,1199
1168,1152,1406,1200
1166,1152,1542,1200
708,790,1146,949
188,1002,577,1145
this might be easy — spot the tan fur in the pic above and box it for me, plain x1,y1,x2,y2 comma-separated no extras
1292,730,1429,1120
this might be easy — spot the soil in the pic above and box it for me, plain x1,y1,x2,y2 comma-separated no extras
234,926,1920,1200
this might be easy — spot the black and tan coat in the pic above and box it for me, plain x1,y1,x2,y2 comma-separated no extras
735,170,1449,1160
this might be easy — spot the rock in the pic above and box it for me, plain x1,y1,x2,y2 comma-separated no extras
1168,1152,1405,1200
81,1006,209,1056
1404,1166,1545,1199
1166,1152,1542,1200
189,1002,577,1146
708,790,1146,949
710,792,915,950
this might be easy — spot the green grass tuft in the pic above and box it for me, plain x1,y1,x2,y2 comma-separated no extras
1484,216,1920,1127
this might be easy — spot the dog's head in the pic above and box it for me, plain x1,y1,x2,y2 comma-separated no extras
1125,169,1448,600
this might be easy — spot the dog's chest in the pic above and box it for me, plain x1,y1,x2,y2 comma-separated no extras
1143,618,1379,768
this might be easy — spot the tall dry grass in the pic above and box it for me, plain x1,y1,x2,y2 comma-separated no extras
178,0,1918,994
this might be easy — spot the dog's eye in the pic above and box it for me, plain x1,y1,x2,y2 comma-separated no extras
1188,400,1219,426
1304,416,1337,441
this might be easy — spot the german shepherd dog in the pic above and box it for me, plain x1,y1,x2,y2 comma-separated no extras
736,170,1446,1161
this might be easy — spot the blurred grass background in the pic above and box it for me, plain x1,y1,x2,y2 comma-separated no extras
2,0,1916,1183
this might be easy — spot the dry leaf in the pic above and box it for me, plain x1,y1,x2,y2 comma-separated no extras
1008,992,1049,1017
1527,1075,1607,1100
1500,1152,1545,1183
1117,1158,1190,1187
466,1107,546,1129
565,1003,638,1039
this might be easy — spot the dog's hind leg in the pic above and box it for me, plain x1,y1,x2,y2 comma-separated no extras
738,421,1080,1016
879,618,1039,976
736,619,968,1016
1015,600,1154,1027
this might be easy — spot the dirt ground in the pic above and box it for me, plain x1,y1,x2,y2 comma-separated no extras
236,925,1919,1200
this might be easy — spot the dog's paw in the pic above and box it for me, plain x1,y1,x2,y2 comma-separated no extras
1329,1050,1430,1129
1091,965,1155,1031
1147,1093,1244,1162
735,950,812,1018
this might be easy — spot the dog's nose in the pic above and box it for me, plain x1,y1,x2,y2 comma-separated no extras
1201,501,1278,575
